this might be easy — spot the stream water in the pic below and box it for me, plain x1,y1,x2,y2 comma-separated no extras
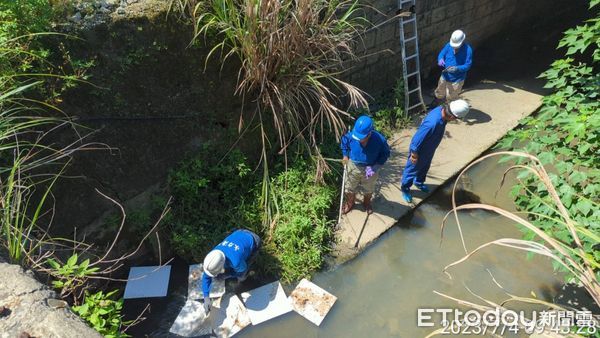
235,157,563,338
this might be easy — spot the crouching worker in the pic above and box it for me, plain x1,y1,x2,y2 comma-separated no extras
340,115,390,214
201,229,261,312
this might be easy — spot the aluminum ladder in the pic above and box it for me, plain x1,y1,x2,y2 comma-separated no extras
398,0,426,114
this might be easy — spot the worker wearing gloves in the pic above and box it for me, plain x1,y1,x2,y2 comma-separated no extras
340,115,390,214
201,229,261,313
434,30,473,102
401,100,470,203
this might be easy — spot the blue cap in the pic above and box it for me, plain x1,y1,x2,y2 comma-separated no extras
351,115,374,141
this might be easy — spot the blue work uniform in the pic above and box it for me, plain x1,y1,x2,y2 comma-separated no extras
438,42,473,83
401,106,447,191
340,130,390,169
201,229,260,297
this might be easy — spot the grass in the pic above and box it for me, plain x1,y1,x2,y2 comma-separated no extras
173,0,370,231
267,163,335,282
0,81,59,263
186,0,368,148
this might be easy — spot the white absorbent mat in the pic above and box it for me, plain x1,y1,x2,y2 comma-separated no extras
289,278,337,326
240,281,292,325
123,265,171,299
169,294,251,337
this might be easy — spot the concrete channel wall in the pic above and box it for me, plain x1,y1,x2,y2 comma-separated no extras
349,0,577,95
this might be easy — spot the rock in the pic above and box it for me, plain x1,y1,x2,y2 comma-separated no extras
46,299,68,309
117,6,126,15
0,259,101,337
69,12,82,23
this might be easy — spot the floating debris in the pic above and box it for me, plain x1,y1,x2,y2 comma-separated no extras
169,299,213,337
123,265,171,299
212,294,251,337
170,294,250,338
240,281,292,325
188,263,225,299
289,279,337,326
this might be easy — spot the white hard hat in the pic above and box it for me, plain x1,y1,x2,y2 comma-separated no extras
449,30,466,48
203,250,225,277
448,99,470,119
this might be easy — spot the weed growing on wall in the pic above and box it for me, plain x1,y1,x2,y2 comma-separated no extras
369,78,412,138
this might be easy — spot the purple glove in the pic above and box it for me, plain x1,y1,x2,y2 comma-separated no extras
438,59,445,67
365,166,375,179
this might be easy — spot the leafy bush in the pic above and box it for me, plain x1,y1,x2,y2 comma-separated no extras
72,290,131,338
47,253,100,294
168,145,336,281
497,0,599,282
167,144,261,262
267,163,335,282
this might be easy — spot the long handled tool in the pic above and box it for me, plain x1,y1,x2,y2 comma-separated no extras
353,213,370,248
336,163,348,227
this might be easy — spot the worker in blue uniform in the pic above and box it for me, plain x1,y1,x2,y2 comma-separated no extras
201,229,261,312
401,100,470,203
434,30,473,103
340,115,390,214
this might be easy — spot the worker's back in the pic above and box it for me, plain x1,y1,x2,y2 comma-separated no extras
214,230,257,273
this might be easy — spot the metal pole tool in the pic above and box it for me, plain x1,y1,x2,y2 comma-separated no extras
336,163,348,227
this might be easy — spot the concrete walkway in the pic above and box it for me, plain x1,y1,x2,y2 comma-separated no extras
332,79,544,261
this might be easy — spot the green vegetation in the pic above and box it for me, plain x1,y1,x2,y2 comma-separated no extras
181,0,368,153
367,78,412,138
0,87,57,263
0,3,135,336
497,0,599,283
174,0,370,235
72,290,131,338
165,0,377,283
268,164,335,281
167,146,336,282
47,253,100,295
167,145,260,262
0,1,92,102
